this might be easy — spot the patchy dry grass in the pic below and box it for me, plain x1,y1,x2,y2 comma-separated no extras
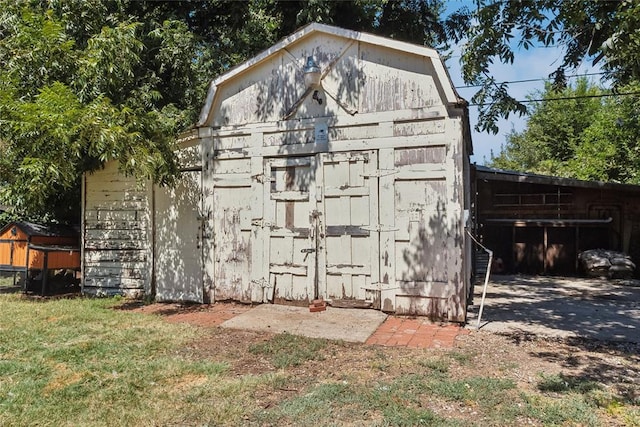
249,332,327,368
0,294,638,426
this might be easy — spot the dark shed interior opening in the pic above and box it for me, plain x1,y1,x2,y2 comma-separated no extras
473,165,640,278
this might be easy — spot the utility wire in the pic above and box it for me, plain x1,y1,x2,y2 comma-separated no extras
456,72,606,89
467,90,640,107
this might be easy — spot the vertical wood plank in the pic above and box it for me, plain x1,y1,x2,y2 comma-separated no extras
378,147,396,312
446,118,467,321
316,153,327,299
340,154,352,297
367,150,381,307
250,154,265,302
263,159,274,301
146,179,154,297
307,155,318,301
283,272,293,300
202,137,215,302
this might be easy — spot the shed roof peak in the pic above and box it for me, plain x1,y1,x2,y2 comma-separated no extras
196,24,459,127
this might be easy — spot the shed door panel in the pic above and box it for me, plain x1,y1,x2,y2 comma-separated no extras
390,158,458,317
395,179,449,284
212,185,253,301
154,171,203,302
265,157,316,302
320,151,378,302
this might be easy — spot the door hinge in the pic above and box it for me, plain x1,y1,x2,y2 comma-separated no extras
251,173,274,183
251,219,276,228
360,169,398,178
361,224,399,232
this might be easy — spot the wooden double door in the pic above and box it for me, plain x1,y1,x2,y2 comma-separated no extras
261,150,380,305
154,146,462,318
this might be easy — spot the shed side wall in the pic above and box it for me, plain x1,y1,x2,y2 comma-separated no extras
82,162,151,297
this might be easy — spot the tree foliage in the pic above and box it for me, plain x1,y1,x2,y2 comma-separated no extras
0,0,451,223
490,78,603,175
449,0,640,133
569,81,640,184
490,79,640,185
6,0,639,222
0,1,197,221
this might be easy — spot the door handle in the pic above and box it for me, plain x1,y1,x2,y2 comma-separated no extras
301,248,315,261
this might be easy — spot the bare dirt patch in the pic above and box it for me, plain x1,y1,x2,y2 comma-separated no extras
121,301,252,327
128,302,640,425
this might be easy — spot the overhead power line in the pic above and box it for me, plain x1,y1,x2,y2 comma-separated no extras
467,90,640,107
455,72,606,89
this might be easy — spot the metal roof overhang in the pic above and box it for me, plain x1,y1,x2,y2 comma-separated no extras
474,165,640,193
484,217,613,227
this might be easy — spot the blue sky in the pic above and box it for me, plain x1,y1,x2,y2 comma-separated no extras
441,1,603,164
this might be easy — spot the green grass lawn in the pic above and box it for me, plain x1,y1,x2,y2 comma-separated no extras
0,273,17,288
0,293,637,426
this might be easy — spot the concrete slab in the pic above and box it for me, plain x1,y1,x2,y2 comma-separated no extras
220,304,388,343
468,275,640,343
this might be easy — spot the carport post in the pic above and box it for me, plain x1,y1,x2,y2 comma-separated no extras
465,230,493,329
476,249,493,329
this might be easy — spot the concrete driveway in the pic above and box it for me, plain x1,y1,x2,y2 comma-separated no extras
468,275,640,343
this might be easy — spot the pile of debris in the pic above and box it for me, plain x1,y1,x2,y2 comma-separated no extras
578,249,636,279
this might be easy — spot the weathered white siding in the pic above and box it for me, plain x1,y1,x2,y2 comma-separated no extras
195,25,471,321
209,156,253,302
83,135,202,300
82,161,151,297
154,170,203,302
83,24,471,321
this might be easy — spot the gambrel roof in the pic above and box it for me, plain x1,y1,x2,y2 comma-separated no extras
196,23,466,127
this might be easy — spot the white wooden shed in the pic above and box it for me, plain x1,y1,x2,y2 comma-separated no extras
82,23,473,321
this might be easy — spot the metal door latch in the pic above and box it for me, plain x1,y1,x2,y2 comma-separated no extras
301,247,316,261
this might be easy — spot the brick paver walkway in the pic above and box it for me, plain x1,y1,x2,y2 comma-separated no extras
132,302,469,348
366,316,469,349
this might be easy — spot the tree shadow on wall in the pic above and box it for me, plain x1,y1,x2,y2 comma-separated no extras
252,46,361,128
154,169,204,302
400,200,465,319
